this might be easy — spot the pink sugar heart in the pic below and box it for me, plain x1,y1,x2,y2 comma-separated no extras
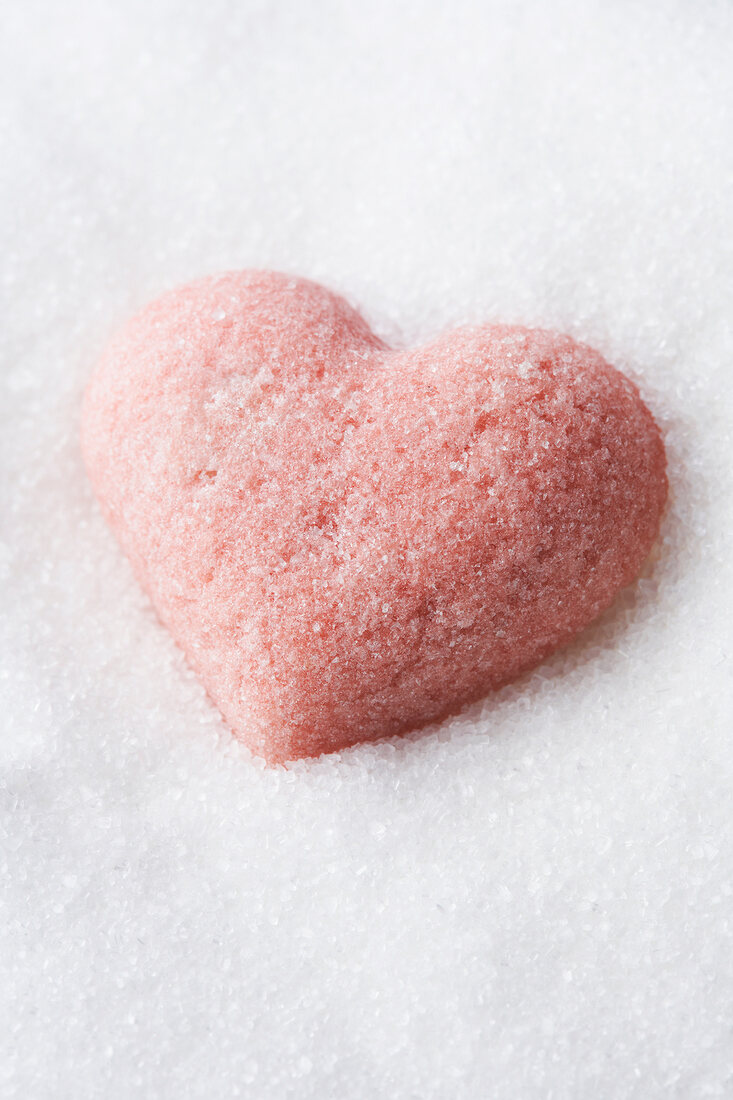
82,271,667,763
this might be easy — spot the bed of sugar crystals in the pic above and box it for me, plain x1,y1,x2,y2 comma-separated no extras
1,1,732,1096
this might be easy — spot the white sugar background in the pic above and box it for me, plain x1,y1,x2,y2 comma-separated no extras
1,0,732,1096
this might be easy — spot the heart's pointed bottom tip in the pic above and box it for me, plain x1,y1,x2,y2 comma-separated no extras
82,269,667,764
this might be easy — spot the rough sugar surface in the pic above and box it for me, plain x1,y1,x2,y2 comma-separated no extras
2,1,733,1097
83,271,666,762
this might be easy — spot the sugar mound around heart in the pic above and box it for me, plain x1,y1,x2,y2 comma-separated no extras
81,270,667,762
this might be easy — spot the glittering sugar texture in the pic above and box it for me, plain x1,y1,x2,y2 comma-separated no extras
82,270,666,762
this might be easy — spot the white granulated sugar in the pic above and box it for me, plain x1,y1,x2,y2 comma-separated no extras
1,0,732,1096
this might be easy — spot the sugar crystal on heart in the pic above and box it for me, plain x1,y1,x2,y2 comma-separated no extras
82,270,667,763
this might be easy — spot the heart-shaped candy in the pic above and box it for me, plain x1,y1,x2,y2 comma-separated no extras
82,271,667,762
